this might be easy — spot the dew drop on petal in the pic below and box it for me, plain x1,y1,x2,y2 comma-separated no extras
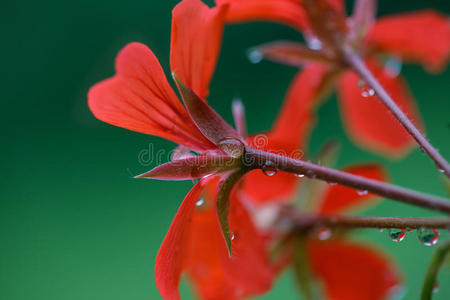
196,198,205,207
315,227,332,240
384,56,402,78
388,228,407,242
417,227,439,246
231,232,236,241
262,160,278,176
248,49,263,64
433,282,439,293
356,189,368,196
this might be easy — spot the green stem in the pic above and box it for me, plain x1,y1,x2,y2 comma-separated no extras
421,240,450,300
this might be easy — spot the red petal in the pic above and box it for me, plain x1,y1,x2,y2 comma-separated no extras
242,64,332,204
88,42,213,151
154,179,210,300
308,240,401,300
186,186,276,299
170,0,228,99
317,164,387,214
367,10,450,72
216,0,308,31
337,60,424,158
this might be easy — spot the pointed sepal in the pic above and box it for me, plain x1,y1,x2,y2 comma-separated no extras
172,73,245,157
135,155,240,180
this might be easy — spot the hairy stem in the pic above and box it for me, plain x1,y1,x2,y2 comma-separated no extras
341,45,450,178
286,213,450,231
244,148,450,214
421,240,450,300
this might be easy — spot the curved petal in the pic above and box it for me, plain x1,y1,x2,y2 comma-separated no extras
216,0,308,31
308,240,401,300
242,64,333,204
88,42,213,151
337,60,424,158
186,181,276,299
154,178,211,300
170,0,228,99
367,10,450,72
317,164,387,215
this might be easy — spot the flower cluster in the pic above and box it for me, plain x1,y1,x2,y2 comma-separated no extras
88,0,450,299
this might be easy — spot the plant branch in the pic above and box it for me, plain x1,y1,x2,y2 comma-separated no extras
286,213,450,231
340,45,450,178
244,148,450,214
421,240,450,300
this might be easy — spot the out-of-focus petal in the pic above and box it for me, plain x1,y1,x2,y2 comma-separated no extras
308,240,401,300
337,60,424,158
251,41,334,66
186,182,276,299
154,179,210,300
242,64,334,204
88,42,213,151
170,0,228,99
317,164,387,215
367,10,450,72
216,0,308,31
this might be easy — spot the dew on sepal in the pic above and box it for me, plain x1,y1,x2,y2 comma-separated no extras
196,198,205,207
262,160,278,176
248,49,263,64
388,228,407,242
217,137,244,158
417,227,439,246
315,227,332,240
358,79,375,98
433,282,439,293
356,189,368,196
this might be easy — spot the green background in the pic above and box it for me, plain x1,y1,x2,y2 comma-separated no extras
2,0,449,299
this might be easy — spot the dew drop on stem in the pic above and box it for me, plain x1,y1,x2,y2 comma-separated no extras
356,189,368,196
388,228,407,242
262,160,278,176
417,227,439,246
433,282,439,293
358,79,375,98
294,173,305,178
315,227,332,240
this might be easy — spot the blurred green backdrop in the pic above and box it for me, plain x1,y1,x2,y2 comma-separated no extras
1,0,449,299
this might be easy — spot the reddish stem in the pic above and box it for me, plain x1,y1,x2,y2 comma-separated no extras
341,45,450,178
287,213,450,231
244,148,450,214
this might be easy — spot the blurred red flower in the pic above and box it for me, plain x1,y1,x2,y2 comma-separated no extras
217,0,450,157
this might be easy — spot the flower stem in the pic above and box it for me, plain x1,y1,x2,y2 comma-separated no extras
340,45,450,178
421,240,450,300
244,148,450,214
286,213,450,231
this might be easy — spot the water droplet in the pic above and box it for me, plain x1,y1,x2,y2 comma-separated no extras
315,227,332,240
248,49,263,64
438,169,445,173
417,228,439,246
328,181,337,186
379,228,385,233
231,232,236,241
433,282,439,293
262,160,278,176
384,57,402,78
356,189,368,196
388,228,407,242
196,198,205,207
358,79,375,98
307,37,322,50
295,173,305,178
306,169,316,179
217,137,244,158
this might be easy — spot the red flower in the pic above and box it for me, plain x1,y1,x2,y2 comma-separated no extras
304,165,402,300
88,0,277,299
217,0,450,157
